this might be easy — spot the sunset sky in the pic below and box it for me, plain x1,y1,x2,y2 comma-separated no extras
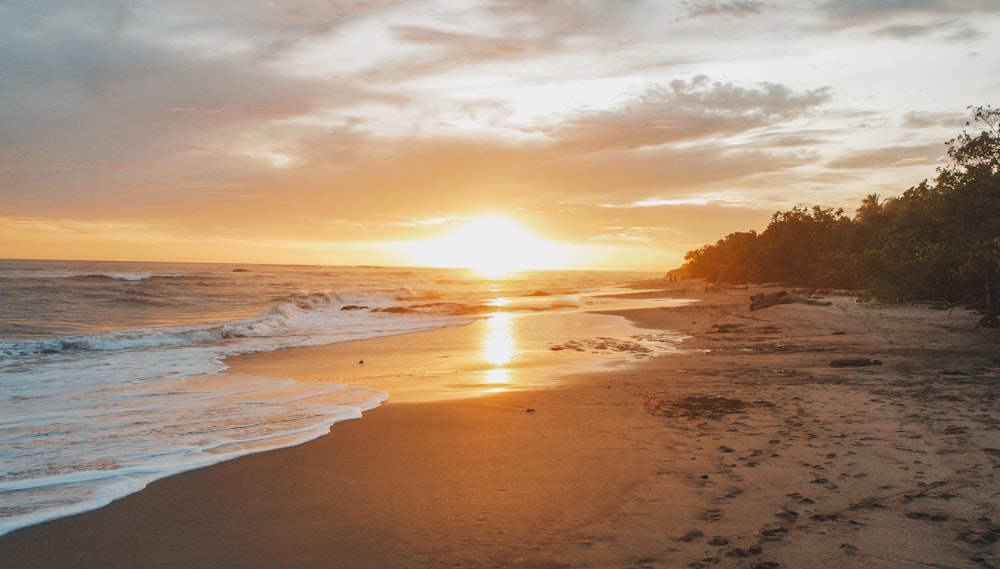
2,1,998,271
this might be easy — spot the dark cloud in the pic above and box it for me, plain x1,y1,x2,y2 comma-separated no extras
539,76,832,150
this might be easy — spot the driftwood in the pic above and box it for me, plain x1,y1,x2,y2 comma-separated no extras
977,312,999,328
750,290,833,311
830,358,882,368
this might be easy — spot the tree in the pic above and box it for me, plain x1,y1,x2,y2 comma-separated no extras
854,193,882,224
946,105,1000,175
678,104,999,316
755,205,850,285
939,105,1000,321
683,230,760,283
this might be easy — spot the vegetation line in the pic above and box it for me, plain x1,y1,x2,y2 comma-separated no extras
680,105,999,326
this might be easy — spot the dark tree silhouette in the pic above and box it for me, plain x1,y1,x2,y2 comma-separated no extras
681,105,1000,322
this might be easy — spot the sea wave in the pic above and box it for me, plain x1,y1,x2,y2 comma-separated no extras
0,373,389,537
0,289,484,359
0,260,669,538
69,272,190,282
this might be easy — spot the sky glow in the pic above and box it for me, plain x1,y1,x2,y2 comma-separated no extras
1,1,998,271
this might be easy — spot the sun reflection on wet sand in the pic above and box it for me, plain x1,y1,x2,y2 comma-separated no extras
482,313,514,391
483,313,514,366
483,368,511,393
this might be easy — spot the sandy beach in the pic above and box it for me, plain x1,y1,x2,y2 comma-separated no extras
2,281,998,569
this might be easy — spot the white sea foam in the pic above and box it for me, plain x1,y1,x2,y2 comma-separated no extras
0,374,387,535
0,290,468,359
0,282,474,534
0,304,443,536
96,272,155,281
0,260,667,536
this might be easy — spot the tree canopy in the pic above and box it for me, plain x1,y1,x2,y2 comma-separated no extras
681,105,1000,318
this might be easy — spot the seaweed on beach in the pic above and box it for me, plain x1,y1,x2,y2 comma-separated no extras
648,395,775,420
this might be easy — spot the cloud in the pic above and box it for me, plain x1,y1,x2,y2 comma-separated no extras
523,199,776,252
392,25,529,59
821,0,942,22
818,0,1000,22
942,22,987,41
538,76,832,151
751,132,833,148
352,24,548,83
826,143,947,169
819,0,1000,38
872,19,985,41
681,1,767,19
902,111,968,129
0,0,407,210
0,0,993,268
873,22,938,38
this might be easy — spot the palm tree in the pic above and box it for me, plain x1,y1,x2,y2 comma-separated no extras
855,193,882,224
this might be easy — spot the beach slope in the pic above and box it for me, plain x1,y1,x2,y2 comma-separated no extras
2,284,997,568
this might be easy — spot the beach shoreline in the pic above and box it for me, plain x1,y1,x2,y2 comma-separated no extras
2,281,998,568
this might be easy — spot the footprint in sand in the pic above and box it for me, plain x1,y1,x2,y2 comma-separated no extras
760,525,789,541
727,545,763,558
786,492,815,504
774,509,799,522
848,500,886,511
906,511,949,522
957,518,1000,546
678,529,704,542
714,488,744,504
705,509,725,521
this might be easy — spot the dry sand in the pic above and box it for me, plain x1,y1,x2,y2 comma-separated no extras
1,282,998,568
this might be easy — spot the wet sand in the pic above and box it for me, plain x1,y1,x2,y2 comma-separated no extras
2,282,998,568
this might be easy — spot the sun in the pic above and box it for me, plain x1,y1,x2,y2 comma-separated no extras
406,215,573,277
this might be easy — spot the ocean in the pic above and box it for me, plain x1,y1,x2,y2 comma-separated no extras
0,259,680,535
